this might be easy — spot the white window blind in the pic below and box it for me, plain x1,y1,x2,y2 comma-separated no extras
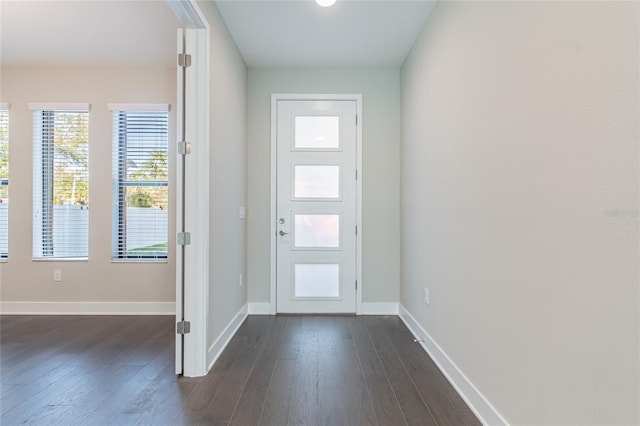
32,108,89,259
0,108,9,259
111,109,169,260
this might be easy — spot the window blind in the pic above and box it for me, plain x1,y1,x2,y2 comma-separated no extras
32,109,89,259
111,109,169,260
0,109,9,259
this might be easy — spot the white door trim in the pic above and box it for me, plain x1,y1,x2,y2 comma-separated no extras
173,0,209,377
270,94,363,315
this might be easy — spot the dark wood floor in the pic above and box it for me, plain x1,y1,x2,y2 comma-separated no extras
0,314,480,426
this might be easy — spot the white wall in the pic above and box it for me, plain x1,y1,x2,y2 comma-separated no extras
196,1,248,348
0,67,176,306
401,1,639,425
247,69,400,308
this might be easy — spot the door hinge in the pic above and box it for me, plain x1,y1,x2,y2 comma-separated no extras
356,280,358,290
177,321,191,335
178,53,192,68
356,115,358,125
355,226,358,236
356,169,358,180
177,232,191,246
177,141,192,155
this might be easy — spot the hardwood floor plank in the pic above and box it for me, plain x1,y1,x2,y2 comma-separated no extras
1,363,80,413
121,361,176,411
110,317,174,366
0,315,33,333
350,317,388,383
66,316,158,366
244,316,289,387
20,403,87,426
1,315,480,426
411,372,472,426
384,321,481,426
264,349,320,426
124,364,198,426
228,384,271,426
107,411,147,426
1,315,67,344
384,322,440,375
367,379,408,426
277,315,312,360
317,349,364,388
287,378,319,426
317,319,364,388
364,317,438,426
1,316,105,373
200,316,272,424
317,385,377,426
0,382,23,399
258,384,293,426
268,357,306,389
229,316,289,426
181,321,250,423
44,363,144,407
1,362,103,424
76,343,175,426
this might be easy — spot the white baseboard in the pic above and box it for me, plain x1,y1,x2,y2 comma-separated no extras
0,301,175,315
362,302,399,315
206,303,248,372
247,302,398,315
399,305,508,426
248,302,271,315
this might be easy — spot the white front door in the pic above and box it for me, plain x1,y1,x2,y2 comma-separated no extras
276,99,357,313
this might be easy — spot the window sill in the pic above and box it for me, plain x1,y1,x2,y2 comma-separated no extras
110,259,168,264
32,257,88,262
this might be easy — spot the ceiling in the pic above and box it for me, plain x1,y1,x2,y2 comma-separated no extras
0,0,180,68
215,0,436,68
0,0,436,69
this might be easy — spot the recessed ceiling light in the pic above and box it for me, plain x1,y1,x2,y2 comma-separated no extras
315,0,336,7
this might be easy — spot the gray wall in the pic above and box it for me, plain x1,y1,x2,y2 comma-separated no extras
400,1,639,424
0,67,176,303
197,1,249,347
247,69,401,307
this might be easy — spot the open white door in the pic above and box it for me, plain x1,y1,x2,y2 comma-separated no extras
175,28,187,375
175,25,209,376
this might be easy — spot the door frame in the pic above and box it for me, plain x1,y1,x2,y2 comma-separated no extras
270,94,363,315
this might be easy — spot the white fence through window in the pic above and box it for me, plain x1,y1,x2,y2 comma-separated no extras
31,205,167,258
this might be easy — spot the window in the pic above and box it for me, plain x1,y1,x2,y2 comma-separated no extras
30,104,90,259
0,105,9,259
110,105,169,260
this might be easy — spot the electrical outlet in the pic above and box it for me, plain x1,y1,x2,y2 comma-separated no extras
54,270,62,282
239,273,243,287
423,287,430,305
239,206,246,219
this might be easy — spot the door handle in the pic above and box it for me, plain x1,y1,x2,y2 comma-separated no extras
279,230,289,236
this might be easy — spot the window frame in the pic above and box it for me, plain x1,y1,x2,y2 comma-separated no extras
29,103,90,261
0,104,10,260
109,104,170,262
